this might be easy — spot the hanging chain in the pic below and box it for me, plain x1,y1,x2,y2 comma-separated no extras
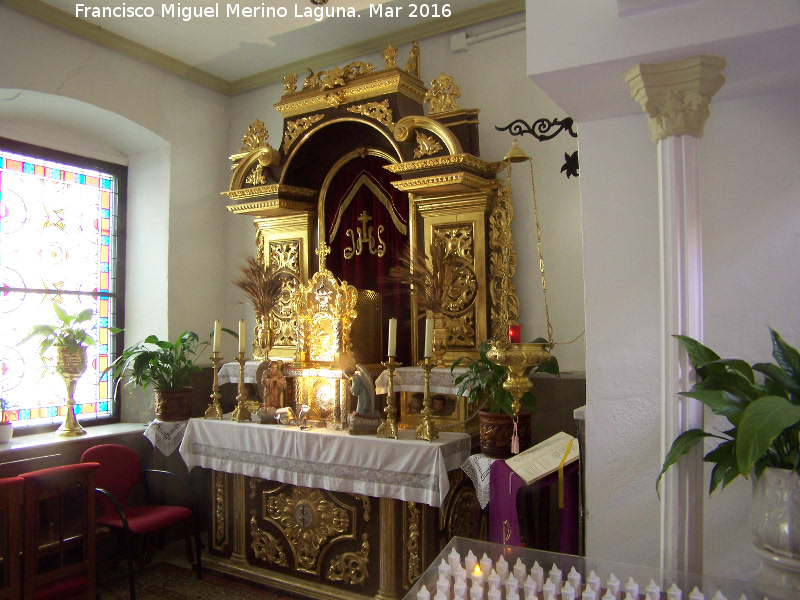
529,159,554,348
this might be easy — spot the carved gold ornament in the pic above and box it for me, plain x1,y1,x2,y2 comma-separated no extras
424,73,461,114
405,501,420,586
267,240,301,348
245,164,267,186
282,114,325,152
344,210,386,260
326,533,370,586
240,119,271,152
302,61,376,92
250,511,289,566
264,486,352,573
346,100,395,131
413,132,443,159
283,72,297,94
405,41,420,78
213,471,226,547
382,42,399,68
488,186,520,338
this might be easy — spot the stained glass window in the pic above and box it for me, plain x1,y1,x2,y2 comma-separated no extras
0,139,125,430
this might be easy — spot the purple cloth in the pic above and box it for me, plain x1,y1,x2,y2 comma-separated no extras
489,459,580,553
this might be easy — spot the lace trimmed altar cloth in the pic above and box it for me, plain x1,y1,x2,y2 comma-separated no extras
217,360,261,385
143,419,188,456
179,418,471,508
374,366,469,395
461,454,498,509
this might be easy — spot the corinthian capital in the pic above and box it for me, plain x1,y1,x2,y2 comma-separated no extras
626,55,726,143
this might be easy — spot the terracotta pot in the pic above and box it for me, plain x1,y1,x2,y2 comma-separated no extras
154,387,194,421
478,408,532,459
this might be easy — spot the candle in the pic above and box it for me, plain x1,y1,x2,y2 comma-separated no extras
424,317,434,357
465,551,477,577
437,574,451,599
455,565,467,586
513,558,526,583
602,592,616,600
523,575,537,599
488,585,501,600
562,582,576,600
213,319,221,352
624,577,639,599
568,566,582,591
495,556,509,579
531,562,544,589
542,579,556,600
505,574,519,598
388,318,398,357
438,559,451,581
606,574,621,600
548,564,562,590
471,565,484,588
448,548,461,574
646,580,661,600
469,579,484,600
508,323,522,343
582,588,597,600
587,571,601,593
454,579,467,600
688,587,704,600
666,583,683,600
507,591,519,600
238,319,246,354
434,592,448,600
487,570,501,592
479,554,493,577
417,584,431,600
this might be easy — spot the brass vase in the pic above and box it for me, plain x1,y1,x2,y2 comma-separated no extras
431,312,448,366
55,346,88,437
253,314,273,360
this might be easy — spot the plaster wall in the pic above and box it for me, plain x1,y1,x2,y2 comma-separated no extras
579,88,800,576
227,22,587,372
0,5,230,357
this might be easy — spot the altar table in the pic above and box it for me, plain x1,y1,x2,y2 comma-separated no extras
179,418,478,600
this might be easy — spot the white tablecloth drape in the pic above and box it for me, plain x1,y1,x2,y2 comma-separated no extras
374,366,469,395
461,454,499,509
217,360,262,385
143,420,189,456
179,418,471,508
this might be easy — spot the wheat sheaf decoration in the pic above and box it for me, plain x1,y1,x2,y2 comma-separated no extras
233,256,284,316
388,237,474,316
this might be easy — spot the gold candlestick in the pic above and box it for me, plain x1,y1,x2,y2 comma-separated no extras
415,356,439,442
205,351,224,419
231,353,251,422
376,356,400,439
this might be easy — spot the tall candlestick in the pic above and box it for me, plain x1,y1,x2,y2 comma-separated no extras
424,317,434,357
238,319,246,354
388,318,397,357
213,319,221,352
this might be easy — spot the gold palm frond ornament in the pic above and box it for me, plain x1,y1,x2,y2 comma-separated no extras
233,256,284,358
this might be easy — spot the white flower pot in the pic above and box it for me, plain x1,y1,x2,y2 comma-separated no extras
751,467,800,559
0,422,13,443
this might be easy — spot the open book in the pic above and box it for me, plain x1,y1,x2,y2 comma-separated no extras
505,431,580,485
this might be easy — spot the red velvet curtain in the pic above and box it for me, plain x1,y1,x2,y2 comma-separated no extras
324,155,411,363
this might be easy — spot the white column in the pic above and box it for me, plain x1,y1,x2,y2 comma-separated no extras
626,55,725,575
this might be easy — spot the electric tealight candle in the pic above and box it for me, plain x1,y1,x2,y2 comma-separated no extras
488,585,501,600
238,319,246,353
470,579,484,600
513,558,526,582
645,580,661,600
454,579,467,600
549,564,562,590
711,592,728,600
568,566,582,591
448,547,461,574
471,565,484,588
602,591,616,600
437,574,451,599
507,590,520,600
495,556,509,579
417,584,431,600
455,565,467,586
487,569,500,591
479,554,493,576
542,578,556,599
424,317,434,357
438,559,451,580
465,551,478,577
666,583,683,600
606,574,621,600
624,577,639,599
523,574,537,599
562,581,576,600
587,571,601,593
582,587,597,600
688,587,704,600
213,319,221,352
434,592,447,600
624,594,636,600
388,318,397,357
505,574,520,598
531,562,544,588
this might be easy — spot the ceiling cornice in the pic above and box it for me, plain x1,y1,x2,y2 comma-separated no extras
1,0,524,97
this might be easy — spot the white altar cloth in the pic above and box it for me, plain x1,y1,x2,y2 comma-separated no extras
217,360,261,385
179,418,471,508
374,366,469,395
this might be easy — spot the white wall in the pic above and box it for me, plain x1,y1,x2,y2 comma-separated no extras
0,5,230,354
227,19,587,371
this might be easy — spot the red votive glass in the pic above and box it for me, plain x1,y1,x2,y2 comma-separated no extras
508,324,522,343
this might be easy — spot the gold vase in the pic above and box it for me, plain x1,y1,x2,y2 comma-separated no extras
55,346,88,437
253,314,273,360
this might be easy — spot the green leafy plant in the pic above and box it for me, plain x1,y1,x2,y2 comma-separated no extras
19,302,95,354
451,339,559,417
657,330,800,496
108,331,210,391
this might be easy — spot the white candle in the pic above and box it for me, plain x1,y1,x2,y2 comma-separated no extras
434,592,448,600
711,592,728,600
495,556,509,579
568,566,582,591
602,592,616,600
487,570,501,592
437,574,451,599
582,588,597,600
587,571,601,593
624,577,639,599
646,580,661,600
562,582,576,600
531,562,544,589
455,565,467,586
606,574,621,600
454,579,467,600
666,583,683,600
388,318,398,357
417,585,431,600
513,558,526,583
438,560,451,581
479,554,493,577
488,585,501,600
507,591,519,600
688,587,704,600
238,319,246,354
213,319,221,352
424,317,434,357
549,565,562,590
469,579,484,600
506,574,520,598
542,579,556,600
465,551,477,577
523,575,537,599
471,565,484,589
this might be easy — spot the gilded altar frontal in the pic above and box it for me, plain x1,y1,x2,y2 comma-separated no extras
217,42,518,598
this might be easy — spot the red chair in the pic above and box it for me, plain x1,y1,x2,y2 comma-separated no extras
0,476,24,600
80,444,201,600
19,462,99,600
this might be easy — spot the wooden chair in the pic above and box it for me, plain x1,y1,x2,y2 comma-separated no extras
19,462,99,600
81,444,201,600
0,476,24,600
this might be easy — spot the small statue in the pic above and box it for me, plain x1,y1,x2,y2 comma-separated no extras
405,41,420,78
283,72,297,93
348,364,379,435
382,42,398,69
259,359,286,409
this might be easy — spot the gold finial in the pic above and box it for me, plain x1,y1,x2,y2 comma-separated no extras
405,41,420,78
283,72,297,93
503,139,530,163
316,240,331,270
382,42,398,68
424,73,460,114
240,119,269,153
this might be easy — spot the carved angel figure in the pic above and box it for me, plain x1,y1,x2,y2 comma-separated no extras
350,365,376,416
259,359,286,409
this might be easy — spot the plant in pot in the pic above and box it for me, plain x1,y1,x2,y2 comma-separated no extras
19,302,95,436
108,331,210,422
0,398,12,443
657,330,800,568
452,339,559,458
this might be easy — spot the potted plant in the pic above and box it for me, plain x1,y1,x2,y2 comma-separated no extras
108,331,210,422
19,302,95,436
453,339,559,458
0,398,12,443
657,330,800,560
